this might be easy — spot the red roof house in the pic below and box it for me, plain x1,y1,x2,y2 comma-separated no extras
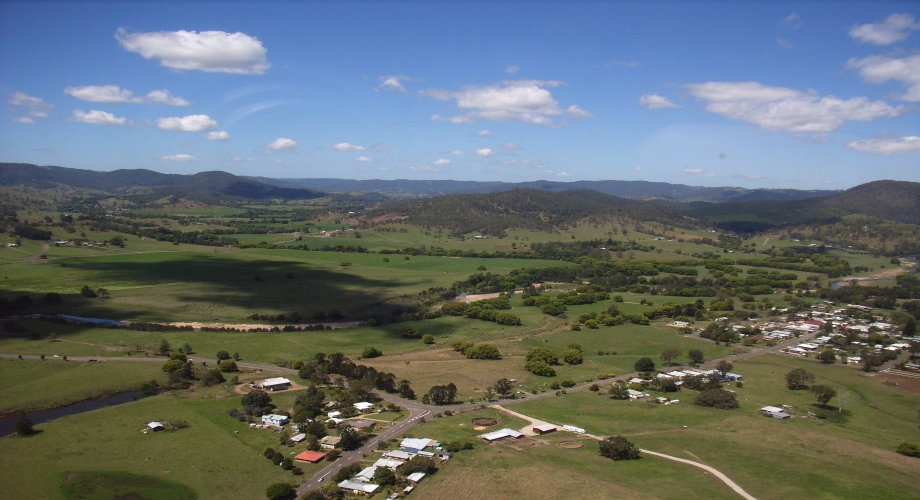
294,450,326,463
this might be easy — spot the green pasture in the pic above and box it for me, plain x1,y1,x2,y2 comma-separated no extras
0,358,168,414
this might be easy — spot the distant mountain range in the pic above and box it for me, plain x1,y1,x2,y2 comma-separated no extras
250,176,838,203
0,163,324,201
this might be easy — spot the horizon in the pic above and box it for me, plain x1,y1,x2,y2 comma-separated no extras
1,1,918,190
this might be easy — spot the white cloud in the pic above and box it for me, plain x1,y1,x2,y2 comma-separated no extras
267,137,298,150
781,13,803,29
500,142,519,150
420,79,591,126
846,54,920,102
432,158,451,165
375,75,412,93
430,114,474,124
476,129,492,137
10,116,35,124
633,166,643,171
450,150,465,155
847,136,920,154
332,142,365,152
203,131,229,141
476,148,495,157
65,85,142,103
73,109,130,126
408,165,439,172
639,94,680,110
355,156,374,162
555,171,570,177
7,92,52,117
232,156,254,162
145,89,191,106
504,65,520,74
849,13,919,45
565,105,593,119
685,81,901,132
160,154,199,162
65,85,191,106
156,114,217,132
116,28,270,74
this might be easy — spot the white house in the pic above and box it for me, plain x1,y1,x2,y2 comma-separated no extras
261,414,289,427
338,480,379,494
353,402,374,412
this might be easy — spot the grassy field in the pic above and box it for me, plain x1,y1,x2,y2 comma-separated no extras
505,354,920,499
0,358,168,414
401,408,736,500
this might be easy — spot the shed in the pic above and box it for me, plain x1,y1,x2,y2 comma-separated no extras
289,433,307,444
294,450,326,463
406,472,426,483
257,377,291,391
479,428,524,442
533,424,557,435
147,422,165,431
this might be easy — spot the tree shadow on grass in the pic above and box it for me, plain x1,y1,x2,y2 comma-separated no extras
9,253,429,322
810,404,851,424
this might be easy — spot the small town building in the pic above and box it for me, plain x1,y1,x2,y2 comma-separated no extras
353,402,374,412
355,466,377,482
289,433,307,444
347,419,376,429
255,377,292,391
400,437,434,450
479,428,524,442
338,480,379,494
261,414,289,427
320,435,342,450
294,450,326,463
147,422,165,431
406,472,426,483
383,450,415,461
374,458,403,470
533,424,557,435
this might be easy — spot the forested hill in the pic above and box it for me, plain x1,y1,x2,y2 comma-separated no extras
253,176,837,202
371,188,697,236
681,179,920,231
0,163,325,201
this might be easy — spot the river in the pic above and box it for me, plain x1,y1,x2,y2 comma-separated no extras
0,390,158,438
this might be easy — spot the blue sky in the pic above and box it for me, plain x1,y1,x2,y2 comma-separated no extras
1,1,918,190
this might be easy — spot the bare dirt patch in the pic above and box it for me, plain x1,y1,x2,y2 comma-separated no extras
471,417,498,427
556,440,585,449
877,373,920,395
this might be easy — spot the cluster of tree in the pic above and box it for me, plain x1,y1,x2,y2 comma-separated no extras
295,352,407,398
421,383,458,405
11,224,52,240
129,322,195,332
599,435,640,461
449,341,503,360
361,346,382,358
693,388,739,409
525,347,562,376
439,297,522,326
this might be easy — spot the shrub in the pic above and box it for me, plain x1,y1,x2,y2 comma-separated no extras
216,350,231,360
560,380,576,388
549,381,560,390
694,389,739,409
525,360,556,377
588,384,600,392
422,334,435,344
362,346,382,358
896,442,920,458
400,327,422,339
526,347,559,365
562,349,583,365
219,360,239,373
465,344,502,360
265,483,294,500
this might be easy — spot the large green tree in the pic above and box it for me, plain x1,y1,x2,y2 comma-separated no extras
599,435,640,461
811,384,837,407
785,368,815,390
634,357,656,373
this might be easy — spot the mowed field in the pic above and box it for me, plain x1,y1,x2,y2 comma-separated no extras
505,354,920,499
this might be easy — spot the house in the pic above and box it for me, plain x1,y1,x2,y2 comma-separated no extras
533,424,557,435
320,436,342,450
627,389,649,399
147,422,165,431
355,466,377,482
406,472,426,483
289,433,307,444
374,458,403,470
722,372,744,382
347,419,376,429
383,450,415,461
294,450,326,463
327,411,342,419
353,402,374,412
255,377,291,391
400,437,434,450
338,480,379,494
479,428,524,442
261,414,289,427
760,406,790,419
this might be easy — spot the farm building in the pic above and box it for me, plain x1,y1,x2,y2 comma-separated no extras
406,472,426,483
533,424,557,435
147,422,165,431
479,428,524,442
255,377,291,391
294,450,326,463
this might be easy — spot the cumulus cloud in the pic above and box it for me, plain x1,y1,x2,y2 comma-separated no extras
116,28,270,74
203,131,229,141
156,114,217,132
65,85,191,106
267,137,298,150
160,154,199,162
430,114,474,124
7,92,52,118
145,89,191,106
11,116,35,124
420,79,592,126
355,156,374,162
776,38,794,49
554,171,570,177
73,109,130,126
332,142,365,152
432,158,451,165
375,75,412,93
847,136,920,154
232,156,254,162
639,94,680,109
846,54,920,102
476,129,492,137
476,148,495,157
685,81,901,132
504,65,520,74
849,13,919,45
